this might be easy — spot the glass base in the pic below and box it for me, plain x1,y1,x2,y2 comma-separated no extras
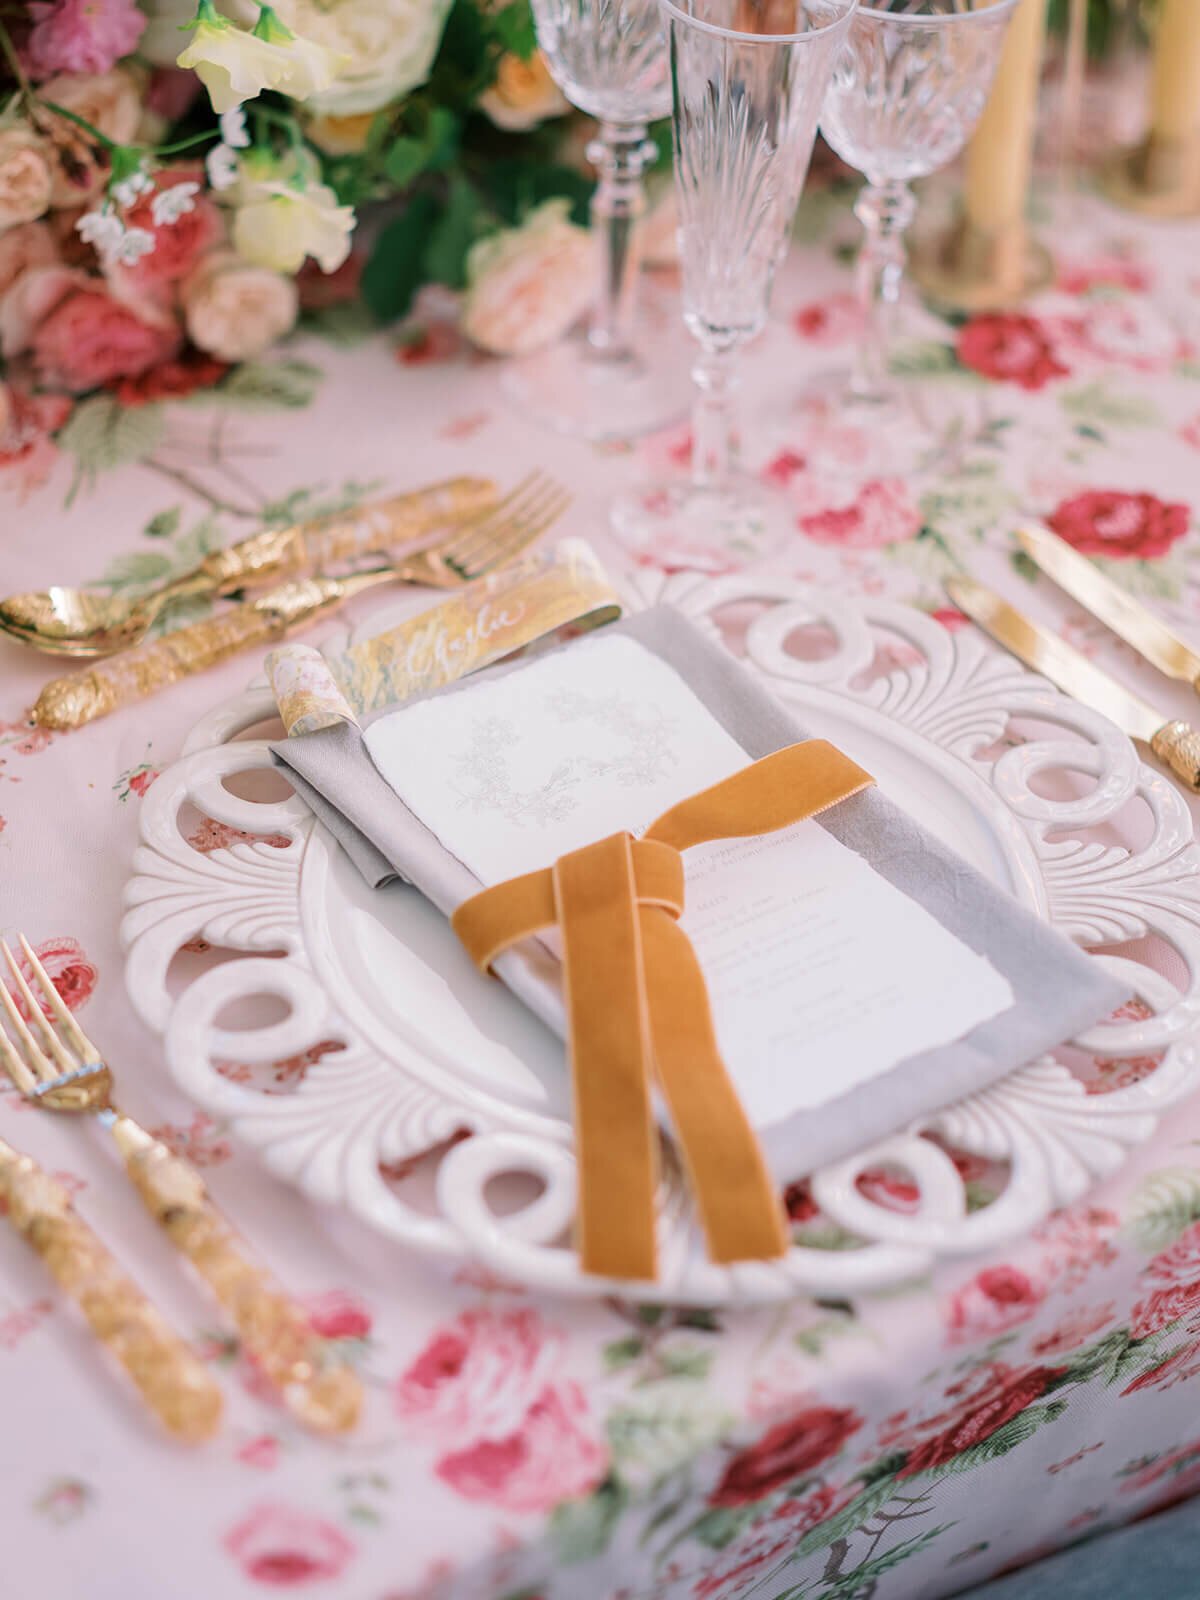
502,325,694,442
610,474,785,563
798,365,905,423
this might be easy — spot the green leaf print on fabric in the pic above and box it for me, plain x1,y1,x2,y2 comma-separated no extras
59,396,166,502
1061,381,1164,430
1126,1167,1200,1253
210,360,326,412
548,1476,628,1564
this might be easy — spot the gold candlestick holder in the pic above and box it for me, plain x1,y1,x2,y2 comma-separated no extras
1101,133,1200,219
910,213,1053,314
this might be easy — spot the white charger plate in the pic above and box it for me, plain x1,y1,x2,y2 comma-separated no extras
121,572,1200,1304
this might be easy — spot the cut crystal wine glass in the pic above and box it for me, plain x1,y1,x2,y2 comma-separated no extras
819,0,1021,409
611,0,858,551
503,0,694,440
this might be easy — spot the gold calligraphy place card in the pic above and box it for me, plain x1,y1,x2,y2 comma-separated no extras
265,540,620,737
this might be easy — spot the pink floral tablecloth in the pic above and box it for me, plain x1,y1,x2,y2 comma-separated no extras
6,179,1200,1600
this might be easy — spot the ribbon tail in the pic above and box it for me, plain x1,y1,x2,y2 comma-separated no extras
553,833,660,1280
640,909,789,1266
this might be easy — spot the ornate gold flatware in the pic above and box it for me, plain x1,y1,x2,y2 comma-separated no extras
0,1133,223,1441
0,475,496,658
33,474,572,730
1017,524,1200,689
946,576,1200,791
0,935,360,1435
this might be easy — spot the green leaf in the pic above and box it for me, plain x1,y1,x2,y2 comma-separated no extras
1061,380,1163,429
887,340,961,378
926,1402,1068,1478
484,159,593,226
363,192,440,323
1011,548,1040,582
58,396,165,480
686,1504,758,1550
216,359,324,411
789,1474,898,1559
493,0,538,56
430,0,493,101
384,135,429,186
547,1477,627,1564
98,549,175,591
676,1307,721,1333
1176,360,1200,381
424,175,483,289
426,105,460,169
143,506,182,540
603,1336,644,1371
1126,1166,1200,1252
823,1524,953,1598
655,1347,712,1382
302,299,377,347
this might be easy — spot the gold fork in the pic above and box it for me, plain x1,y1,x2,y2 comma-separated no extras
33,472,573,731
0,1132,224,1441
0,936,362,1435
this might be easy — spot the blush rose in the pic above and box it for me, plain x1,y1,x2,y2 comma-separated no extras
31,287,182,392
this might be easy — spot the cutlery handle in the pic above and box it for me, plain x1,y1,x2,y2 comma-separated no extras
32,577,356,730
113,1119,362,1435
198,477,496,590
0,1141,223,1441
1151,721,1200,791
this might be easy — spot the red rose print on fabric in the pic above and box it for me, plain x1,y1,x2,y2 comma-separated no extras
304,1290,371,1342
693,1483,845,1599
897,1365,1065,1478
797,477,921,549
956,313,1068,389
7,936,96,1020
237,1435,281,1470
947,1266,1046,1344
1030,1303,1117,1359
1056,255,1150,296
1047,490,1190,561
394,1307,563,1444
106,353,229,408
1121,1340,1200,1396
434,1381,608,1513
1130,1221,1200,1339
710,1405,863,1506
224,1503,354,1587
792,292,863,346
147,1111,230,1167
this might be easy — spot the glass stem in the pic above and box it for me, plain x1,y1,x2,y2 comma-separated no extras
851,179,916,402
586,123,655,363
690,347,739,493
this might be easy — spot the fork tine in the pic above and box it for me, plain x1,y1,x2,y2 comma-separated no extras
1,942,76,1079
439,473,543,564
444,474,554,559
0,957,55,1090
451,484,571,577
18,934,100,1065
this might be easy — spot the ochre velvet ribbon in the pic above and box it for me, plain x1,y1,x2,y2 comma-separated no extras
451,740,876,1281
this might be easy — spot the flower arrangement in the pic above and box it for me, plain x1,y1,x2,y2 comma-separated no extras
0,0,597,481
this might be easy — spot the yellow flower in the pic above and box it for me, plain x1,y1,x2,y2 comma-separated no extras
177,0,344,113
233,177,355,273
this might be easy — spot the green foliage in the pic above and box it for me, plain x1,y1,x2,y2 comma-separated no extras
1061,381,1163,430
1125,1166,1200,1252
493,0,537,57
143,506,182,539
547,1477,628,1564
482,159,593,227
212,359,324,411
58,396,165,501
686,1504,758,1550
425,174,485,288
362,191,441,322
789,1474,899,1559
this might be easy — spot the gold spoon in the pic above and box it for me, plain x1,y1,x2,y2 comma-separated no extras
0,476,495,659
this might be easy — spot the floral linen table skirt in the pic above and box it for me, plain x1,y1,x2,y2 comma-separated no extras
5,183,1200,1600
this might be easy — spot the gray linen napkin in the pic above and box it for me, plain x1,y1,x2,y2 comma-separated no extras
271,605,1127,1184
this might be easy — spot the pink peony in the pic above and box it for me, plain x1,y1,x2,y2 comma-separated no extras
31,288,181,393
25,0,145,80
434,1382,608,1513
394,1307,563,1444
947,1265,1045,1344
798,477,922,549
224,1503,354,1587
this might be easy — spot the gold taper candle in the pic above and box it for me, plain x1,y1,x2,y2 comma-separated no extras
963,0,1049,233
1150,0,1200,142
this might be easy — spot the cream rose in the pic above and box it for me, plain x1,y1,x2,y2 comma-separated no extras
258,0,454,114
0,126,55,228
479,53,569,132
42,69,142,206
182,248,299,360
233,178,355,273
461,199,597,357
178,0,345,113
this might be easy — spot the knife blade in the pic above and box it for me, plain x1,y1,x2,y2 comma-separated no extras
1017,523,1200,688
945,576,1200,792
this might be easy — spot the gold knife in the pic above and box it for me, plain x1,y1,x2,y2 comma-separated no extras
945,576,1200,792
1017,523,1200,690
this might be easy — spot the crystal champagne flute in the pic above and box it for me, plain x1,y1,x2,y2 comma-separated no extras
611,0,858,550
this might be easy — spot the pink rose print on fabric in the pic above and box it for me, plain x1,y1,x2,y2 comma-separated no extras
855,1165,920,1215
1120,1440,1200,1507
947,1266,1046,1344
147,1111,230,1168
0,1297,54,1350
394,1307,564,1444
305,1290,371,1342
434,1381,608,1513
1180,414,1200,453
1030,1303,1117,1359
1056,255,1150,296
930,606,970,631
1121,1340,1200,1396
693,1483,845,1599
224,1503,354,1587
761,447,807,488
956,313,1068,390
1052,299,1180,372
237,1435,281,1470
1047,489,1190,562
187,817,292,853
7,936,96,1020
797,477,922,550
1130,1222,1200,1339
792,292,863,346
1032,1203,1119,1290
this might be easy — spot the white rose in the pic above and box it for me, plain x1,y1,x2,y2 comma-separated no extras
182,248,299,359
461,198,597,357
41,69,142,207
0,126,54,228
479,53,570,132
261,0,455,114
233,177,355,273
